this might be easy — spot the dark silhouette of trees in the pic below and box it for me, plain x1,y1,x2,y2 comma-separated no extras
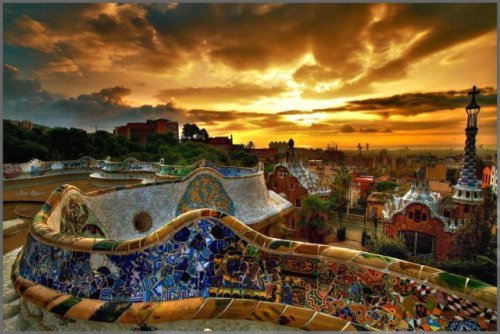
3,120,259,168
181,123,209,142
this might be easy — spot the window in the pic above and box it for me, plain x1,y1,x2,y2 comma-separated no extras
409,211,414,219
289,183,295,191
295,198,301,208
422,213,427,221
414,210,421,223
290,218,296,230
464,206,469,213
399,231,435,258
466,191,470,198
278,169,288,179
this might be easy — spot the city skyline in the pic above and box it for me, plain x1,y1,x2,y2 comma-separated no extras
3,3,498,149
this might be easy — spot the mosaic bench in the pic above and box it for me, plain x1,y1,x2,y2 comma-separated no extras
11,185,497,331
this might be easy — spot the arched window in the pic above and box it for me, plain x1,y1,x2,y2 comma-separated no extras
422,213,427,221
295,198,301,208
414,209,421,222
409,211,414,219
399,231,435,257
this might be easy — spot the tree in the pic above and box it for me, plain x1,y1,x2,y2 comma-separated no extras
181,123,209,142
367,236,408,260
301,195,327,243
453,206,492,260
241,153,258,167
329,165,352,238
334,165,352,190
245,141,255,151
327,187,349,237
145,133,178,154
375,180,398,192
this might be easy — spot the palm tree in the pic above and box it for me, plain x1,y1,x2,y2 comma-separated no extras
301,195,327,243
329,165,352,241
334,165,352,190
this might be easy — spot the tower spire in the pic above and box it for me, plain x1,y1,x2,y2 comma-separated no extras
451,85,483,205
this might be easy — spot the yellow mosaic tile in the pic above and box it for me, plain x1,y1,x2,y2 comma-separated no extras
65,299,107,320
295,243,320,256
253,234,269,248
320,246,360,262
351,253,393,269
388,260,422,281
419,265,443,281
272,305,315,328
466,287,497,308
246,301,286,322
301,312,348,331
191,298,233,320
218,299,259,319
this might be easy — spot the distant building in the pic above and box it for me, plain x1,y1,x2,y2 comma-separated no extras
266,161,330,239
383,86,486,261
322,148,344,165
269,141,288,154
482,166,492,189
366,191,392,223
491,166,497,195
251,148,278,163
114,119,179,143
383,168,453,261
207,135,234,150
426,164,447,182
429,180,452,197
349,175,375,208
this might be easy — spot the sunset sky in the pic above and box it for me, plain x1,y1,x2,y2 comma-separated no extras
3,3,497,149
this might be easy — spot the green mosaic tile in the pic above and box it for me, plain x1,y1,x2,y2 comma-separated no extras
49,296,82,316
93,240,118,251
89,302,132,323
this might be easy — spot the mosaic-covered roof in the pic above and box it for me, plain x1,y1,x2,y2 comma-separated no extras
46,165,291,239
273,161,331,196
383,168,445,222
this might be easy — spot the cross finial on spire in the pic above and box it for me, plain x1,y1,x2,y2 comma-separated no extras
466,86,480,114
468,85,480,96
468,85,480,103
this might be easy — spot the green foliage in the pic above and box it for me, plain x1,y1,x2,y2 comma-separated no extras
181,123,209,142
3,120,258,167
412,257,497,286
263,163,275,178
375,180,398,192
452,208,492,260
367,236,408,260
301,196,328,243
302,195,326,214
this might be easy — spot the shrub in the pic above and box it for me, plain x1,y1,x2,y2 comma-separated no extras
367,236,408,260
412,257,497,285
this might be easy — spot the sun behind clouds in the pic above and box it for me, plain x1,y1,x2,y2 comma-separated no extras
3,3,497,149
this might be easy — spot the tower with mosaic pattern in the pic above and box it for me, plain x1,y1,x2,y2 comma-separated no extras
451,86,484,209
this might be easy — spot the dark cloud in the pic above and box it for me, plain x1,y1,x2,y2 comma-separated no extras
156,83,288,105
6,2,494,90
339,124,356,133
317,87,497,116
3,64,52,101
